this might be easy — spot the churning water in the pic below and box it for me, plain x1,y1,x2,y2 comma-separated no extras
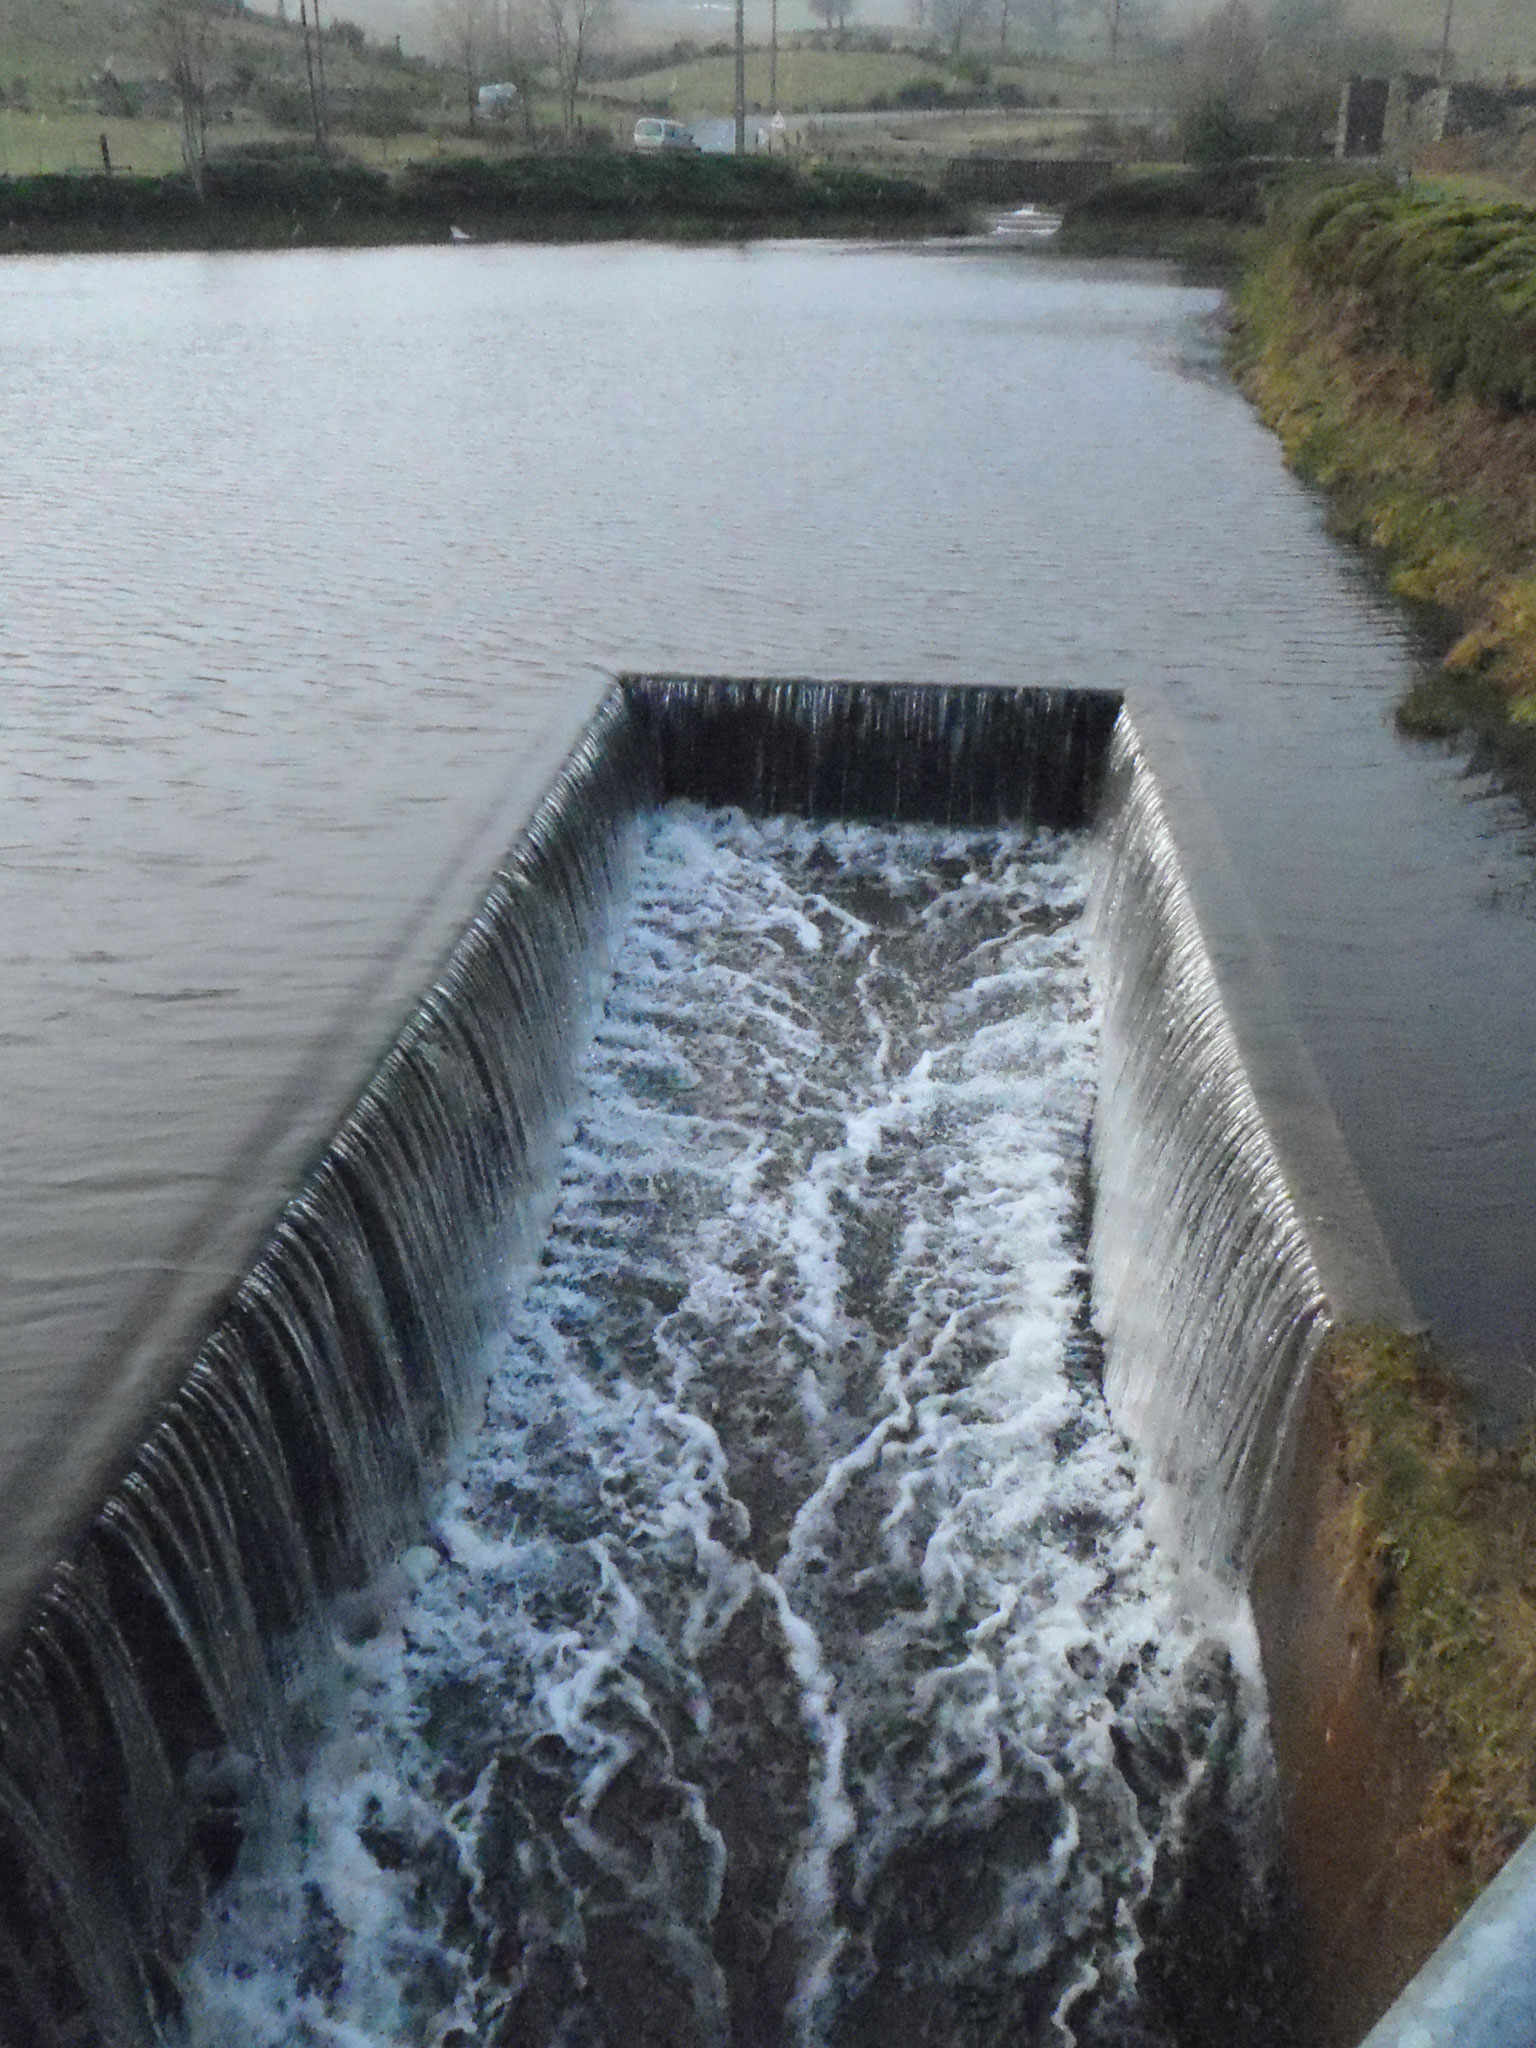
179,808,1289,2048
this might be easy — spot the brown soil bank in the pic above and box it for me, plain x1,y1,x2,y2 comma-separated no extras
1254,1328,1536,2044
1230,181,1536,760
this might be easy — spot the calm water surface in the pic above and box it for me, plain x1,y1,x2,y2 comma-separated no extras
1,237,1534,1620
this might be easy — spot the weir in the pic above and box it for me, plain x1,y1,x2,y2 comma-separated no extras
0,677,1466,2046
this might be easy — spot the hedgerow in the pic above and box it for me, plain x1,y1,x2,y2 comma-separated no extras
1287,181,1536,411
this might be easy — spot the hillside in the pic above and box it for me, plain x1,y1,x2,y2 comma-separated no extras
0,0,423,101
597,42,1177,117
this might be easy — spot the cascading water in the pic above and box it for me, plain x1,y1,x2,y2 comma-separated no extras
627,676,1121,830
179,804,1294,2048
0,681,1322,2048
1089,721,1330,1582
0,694,651,2048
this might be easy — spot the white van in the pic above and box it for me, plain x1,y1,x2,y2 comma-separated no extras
633,118,697,152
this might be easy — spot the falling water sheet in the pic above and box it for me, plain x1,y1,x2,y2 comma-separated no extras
180,807,1295,2048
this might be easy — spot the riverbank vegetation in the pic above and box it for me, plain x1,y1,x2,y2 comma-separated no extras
1053,161,1278,259
0,146,955,249
1322,1326,1536,1897
1231,181,1536,751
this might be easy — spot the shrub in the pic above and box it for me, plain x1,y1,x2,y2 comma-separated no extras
1289,183,1536,410
252,78,315,130
395,152,935,227
334,87,427,138
0,172,198,226
1067,162,1272,226
1178,93,1260,167
200,152,394,214
893,78,947,109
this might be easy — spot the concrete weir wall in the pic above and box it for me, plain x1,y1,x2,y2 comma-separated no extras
0,675,1513,2046
1111,709,1531,2048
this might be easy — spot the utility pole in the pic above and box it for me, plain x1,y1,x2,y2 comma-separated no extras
735,0,746,153
1438,0,1454,79
299,0,323,150
770,0,778,113
311,0,331,149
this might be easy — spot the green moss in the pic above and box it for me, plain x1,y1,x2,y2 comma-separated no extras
1278,182,1536,411
1231,224,1536,754
1324,1328,1536,1895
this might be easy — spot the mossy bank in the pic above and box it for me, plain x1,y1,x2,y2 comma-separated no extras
1253,1324,1536,2045
0,150,961,254
1231,181,1536,764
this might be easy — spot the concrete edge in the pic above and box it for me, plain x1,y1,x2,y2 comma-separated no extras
1358,1828,1536,2048
0,673,623,1657
1119,707,1419,1334
1113,709,1536,2048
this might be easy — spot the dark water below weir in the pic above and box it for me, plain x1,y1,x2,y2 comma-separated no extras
180,809,1292,2048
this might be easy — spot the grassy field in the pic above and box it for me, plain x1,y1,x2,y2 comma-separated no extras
812,108,1116,161
0,109,617,177
0,0,405,97
593,43,1175,117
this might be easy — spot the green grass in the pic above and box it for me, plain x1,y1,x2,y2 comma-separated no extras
1232,192,1536,729
1288,179,1536,410
1324,1328,1536,1896
0,0,409,97
1053,162,1278,260
0,111,262,177
592,43,1173,117
0,111,607,179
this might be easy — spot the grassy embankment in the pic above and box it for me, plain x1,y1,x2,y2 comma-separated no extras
1231,179,1536,761
1052,161,1280,262
0,149,958,252
1318,1328,1536,1900
1053,166,1536,1905
1233,185,1536,1895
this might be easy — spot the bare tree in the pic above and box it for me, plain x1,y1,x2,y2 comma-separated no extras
930,0,988,58
487,0,544,140
1178,0,1265,115
808,0,857,43
544,0,611,138
145,0,217,195
433,0,494,126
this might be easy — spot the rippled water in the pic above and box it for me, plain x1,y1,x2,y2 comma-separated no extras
180,810,1288,2048
2,236,1536,1629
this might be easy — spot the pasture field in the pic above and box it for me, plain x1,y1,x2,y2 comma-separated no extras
593,43,1175,117
0,0,400,95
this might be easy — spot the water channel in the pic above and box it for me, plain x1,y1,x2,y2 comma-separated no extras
179,805,1291,2047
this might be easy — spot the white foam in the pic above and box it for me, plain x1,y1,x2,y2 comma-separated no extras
179,808,1275,2048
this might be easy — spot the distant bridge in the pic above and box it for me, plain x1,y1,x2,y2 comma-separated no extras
940,157,1117,204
